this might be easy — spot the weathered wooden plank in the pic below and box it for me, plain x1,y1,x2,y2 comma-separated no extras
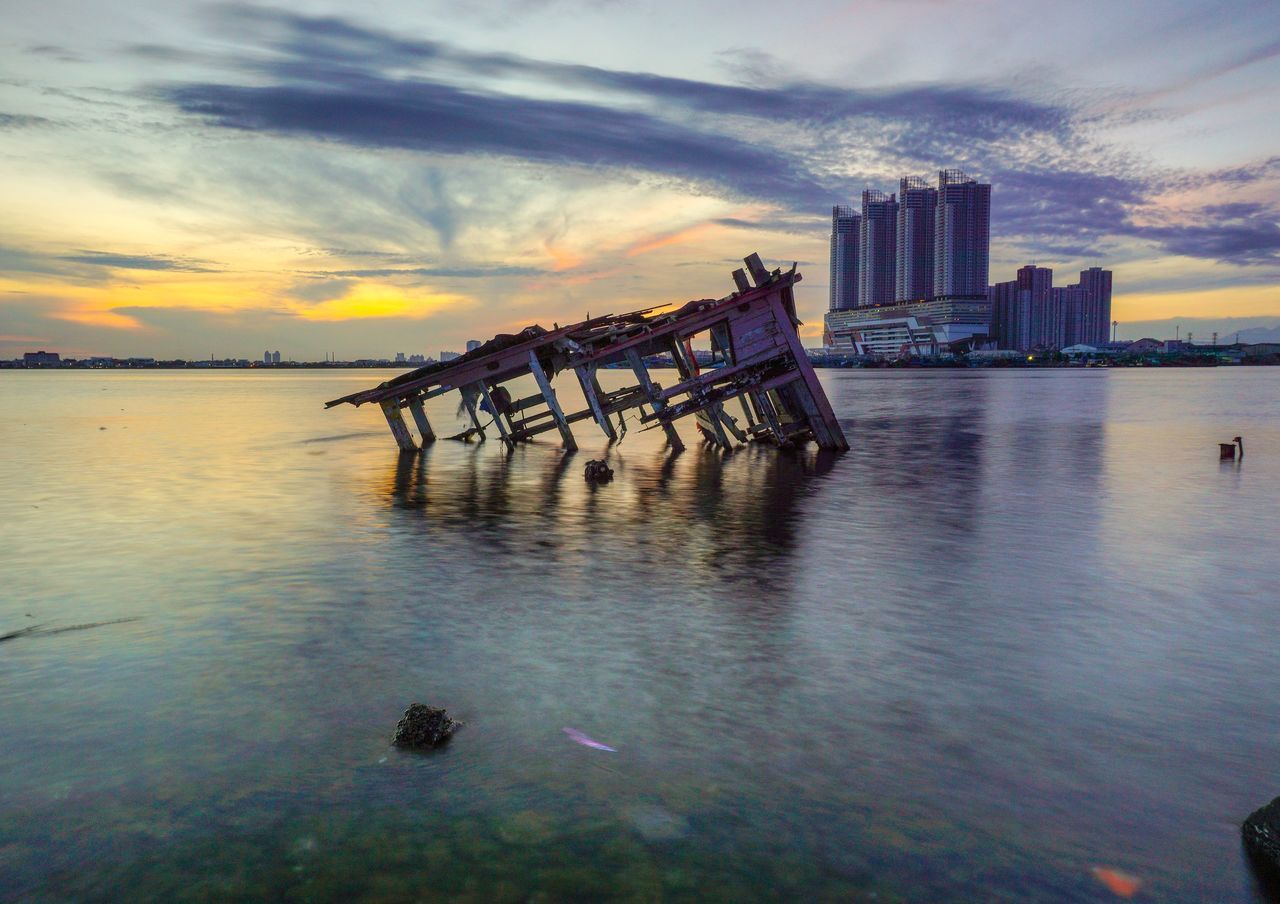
528,351,577,451
770,295,849,451
408,396,435,444
574,364,617,441
624,347,684,452
744,252,771,286
459,384,487,442
475,382,514,449
380,399,417,452
508,407,596,442
750,388,788,445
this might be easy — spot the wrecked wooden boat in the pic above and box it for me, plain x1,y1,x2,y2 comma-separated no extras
326,253,848,454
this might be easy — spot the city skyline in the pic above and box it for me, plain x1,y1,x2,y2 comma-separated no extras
2,1,1279,359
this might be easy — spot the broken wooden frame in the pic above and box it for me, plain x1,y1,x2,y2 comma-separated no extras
326,254,849,455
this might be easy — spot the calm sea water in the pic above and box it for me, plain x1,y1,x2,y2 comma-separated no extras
1,367,1278,902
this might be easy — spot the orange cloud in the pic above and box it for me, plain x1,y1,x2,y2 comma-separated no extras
544,241,584,271
51,308,145,330
626,222,718,258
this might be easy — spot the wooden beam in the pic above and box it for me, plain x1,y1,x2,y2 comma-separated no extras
771,295,849,451
528,351,577,451
408,396,435,444
380,399,417,452
624,348,684,451
475,382,514,449
574,364,617,441
459,384,487,441
751,389,788,445
744,252,771,286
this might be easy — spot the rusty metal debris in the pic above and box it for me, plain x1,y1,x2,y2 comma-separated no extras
327,254,848,456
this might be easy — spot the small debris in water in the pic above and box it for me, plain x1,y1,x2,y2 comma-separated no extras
0,617,139,643
584,459,613,482
563,727,616,752
393,704,459,749
1091,866,1142,898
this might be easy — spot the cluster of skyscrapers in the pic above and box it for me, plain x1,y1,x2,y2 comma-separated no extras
825,169,1112,355
829,169,991,312
990,265,1113,350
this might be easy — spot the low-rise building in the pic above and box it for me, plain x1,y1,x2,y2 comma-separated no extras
825,298,991,357
23,350,61,367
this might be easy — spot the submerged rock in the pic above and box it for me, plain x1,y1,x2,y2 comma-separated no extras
623,803,689,842
393,704,459,750
1244,796,1280,877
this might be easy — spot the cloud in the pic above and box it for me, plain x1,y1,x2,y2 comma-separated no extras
1132,202,1280,265
56,250,221,272
307,265,546,278
0,112,53,128
153,5,1077,214
163,80,832,209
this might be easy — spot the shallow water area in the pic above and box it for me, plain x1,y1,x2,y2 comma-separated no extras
1,367,1279,902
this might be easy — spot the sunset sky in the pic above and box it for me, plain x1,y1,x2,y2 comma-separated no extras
2,0,1279,359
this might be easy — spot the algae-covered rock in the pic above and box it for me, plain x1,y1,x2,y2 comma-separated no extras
392,705,459,749
1244,796,1280,876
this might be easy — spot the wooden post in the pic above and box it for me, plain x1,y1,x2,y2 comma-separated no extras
460,385,487,441
575,364,617,442
528,351,577,451
625,348,683,451
670,335,739,450
475,382,514,449
380,399,417,452
772,294,849,451
744,252,771,286
408,396,435,444
751,389,788,445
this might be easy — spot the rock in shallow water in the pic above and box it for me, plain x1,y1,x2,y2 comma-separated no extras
393,704,459,749
1244,796,1280,876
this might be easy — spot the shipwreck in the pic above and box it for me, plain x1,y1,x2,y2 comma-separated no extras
326,254,848,454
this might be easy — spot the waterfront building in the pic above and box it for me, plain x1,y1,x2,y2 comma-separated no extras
271,350,281,364
263,350,271,365
859,190,898,308
23,350,61,367
990,280,1030,351
439,351,460,362
1056,285,1086,347
828,205,860,311
825,298,991,357
896,176,936,302
465,339,483,353
1076,267,1113,346
934,170,991,302
991,265,1107,351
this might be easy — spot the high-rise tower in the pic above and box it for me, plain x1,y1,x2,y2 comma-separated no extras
934,170,991,301
828,205,861,311
859,190,898,308
1076,267,1113,346
896,176,937,302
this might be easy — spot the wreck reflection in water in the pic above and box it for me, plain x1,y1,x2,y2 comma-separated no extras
1,368,1279,902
